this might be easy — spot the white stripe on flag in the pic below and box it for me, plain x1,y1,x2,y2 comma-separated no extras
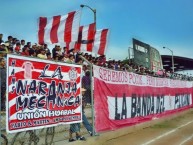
44,18,53,44
71,10,81,42
93,30,102,54
93,29,109,55
57,14,68,43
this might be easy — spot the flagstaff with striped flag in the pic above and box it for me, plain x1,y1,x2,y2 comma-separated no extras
37,9,109,56
66,27,109,56
75,23,96,52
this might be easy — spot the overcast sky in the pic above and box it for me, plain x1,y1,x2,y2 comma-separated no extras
1,0,193,60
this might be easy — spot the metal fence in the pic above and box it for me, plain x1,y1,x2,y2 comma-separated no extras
0,54,95,145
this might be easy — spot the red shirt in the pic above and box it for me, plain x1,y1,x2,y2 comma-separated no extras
21,51,29,56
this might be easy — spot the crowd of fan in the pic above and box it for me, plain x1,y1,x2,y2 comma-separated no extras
0,33,193,81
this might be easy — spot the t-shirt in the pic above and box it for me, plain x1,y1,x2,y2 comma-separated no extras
37,54,47,59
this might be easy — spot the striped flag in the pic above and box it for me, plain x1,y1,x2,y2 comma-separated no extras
64,23,95,52
38,10,81,44
75,23,96,52
93,29,109,55
65,26,109,56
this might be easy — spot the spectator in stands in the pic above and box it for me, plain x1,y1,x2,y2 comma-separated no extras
52,45,59,59
4,42,10,53
14,43,21,54
0,57,6,111
46,52,52,60
0,43,7,57
62,46,67,55
76,58,83,65
68,48,76,56
8,46,14,53
0,34,4,44
29,48,36,57
37,48,47,59
35,44,41,55
65,54,74,63
20,39,25,52
29,44,37,57
82,65,87,76
74,51,81,63
12,38,18,49
43,43,50,54
53,54,59,61
21,45,30,56
5,36,13,48
114,61,119,70
0,43,6,51
27,42,32,49
63,53,69,62
82,71,91,105
92,60,99,66
58,55,64,61
57,46,63,56
139,65,146,75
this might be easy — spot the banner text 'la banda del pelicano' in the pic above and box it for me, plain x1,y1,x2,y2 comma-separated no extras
93,65,193,132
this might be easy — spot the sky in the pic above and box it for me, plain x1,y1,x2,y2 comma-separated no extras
1,0,193,61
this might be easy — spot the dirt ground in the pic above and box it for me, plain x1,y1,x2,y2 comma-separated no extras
103,110,193,145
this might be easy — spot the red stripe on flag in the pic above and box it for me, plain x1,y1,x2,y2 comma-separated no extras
87,23,95,51
64,11,76,42
66,42,70,52
38,17,47,44
98,29,108,55
50,15,61,43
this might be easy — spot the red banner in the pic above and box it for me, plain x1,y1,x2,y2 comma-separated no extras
93,65,193,132
6,54,82,133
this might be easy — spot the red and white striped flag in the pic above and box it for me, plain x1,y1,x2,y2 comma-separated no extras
93,29,109,55
64,23,95,52
38,10,81,44
75,23,96,52
65,26,109,56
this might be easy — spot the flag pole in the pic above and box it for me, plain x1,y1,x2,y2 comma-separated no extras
80,4,97,57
